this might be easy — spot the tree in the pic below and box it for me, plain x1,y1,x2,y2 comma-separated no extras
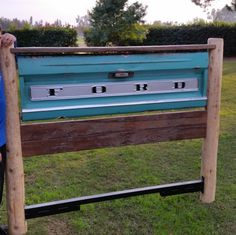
76,15,90,35
192,0,236,10
53,19,63,27
210,6,236,22
226,0,236,11
191,0,212,8
85,0,147,46
29,16,33,25
192,0,236,21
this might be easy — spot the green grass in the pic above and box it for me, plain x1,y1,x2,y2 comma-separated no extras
1,59,236,234
77,36,86,47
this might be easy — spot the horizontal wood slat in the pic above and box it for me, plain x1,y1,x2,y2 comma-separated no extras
11,44,216,55
21,110,207,157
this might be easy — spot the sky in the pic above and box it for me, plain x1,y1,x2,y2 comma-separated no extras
0,0,232,25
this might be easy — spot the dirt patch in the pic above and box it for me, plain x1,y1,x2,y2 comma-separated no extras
224,57,236,62
47,218,75,235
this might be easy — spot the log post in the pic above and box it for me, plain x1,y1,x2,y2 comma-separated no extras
0,45,27,234
200,38,224,203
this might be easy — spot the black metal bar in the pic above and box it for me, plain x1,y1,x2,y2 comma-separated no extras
25,179,204,219
25,202,80,219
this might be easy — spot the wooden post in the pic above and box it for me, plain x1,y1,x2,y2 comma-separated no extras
0,46,27,234
200,38,224,203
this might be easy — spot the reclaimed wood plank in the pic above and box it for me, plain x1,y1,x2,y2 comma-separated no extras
21,110,207,157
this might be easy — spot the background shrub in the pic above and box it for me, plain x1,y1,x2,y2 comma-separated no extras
144,22,236,56
8,26,77,47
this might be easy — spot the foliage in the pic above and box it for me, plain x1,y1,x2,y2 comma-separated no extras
76,15,90,34
210,6,236,22
84,0,147,46
9,26,77,47
191,0,213,8
0,17,31,31
144,22,236,56
192,0,236,11
0,16,72,31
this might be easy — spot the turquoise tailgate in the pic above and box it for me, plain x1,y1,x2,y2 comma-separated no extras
17,52,208,121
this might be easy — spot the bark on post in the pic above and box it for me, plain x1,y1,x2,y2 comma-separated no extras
200,38,224,203
0,46,26,234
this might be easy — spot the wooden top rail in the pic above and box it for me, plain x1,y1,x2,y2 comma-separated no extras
11,44,216,55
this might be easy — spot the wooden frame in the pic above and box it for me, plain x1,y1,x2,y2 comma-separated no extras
0,40,223,235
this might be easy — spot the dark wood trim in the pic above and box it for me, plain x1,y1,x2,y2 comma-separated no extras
11,44,216,55
21,110,207,157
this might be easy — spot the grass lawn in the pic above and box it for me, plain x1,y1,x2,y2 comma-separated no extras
77,36,86,47
0,59,235,235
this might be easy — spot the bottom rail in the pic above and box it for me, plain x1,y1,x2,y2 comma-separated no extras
25,178,204,219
